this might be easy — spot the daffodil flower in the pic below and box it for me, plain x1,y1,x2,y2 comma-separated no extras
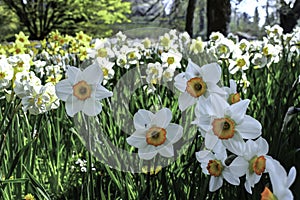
55,63,112,117
264,157,297,200
160,51,182,70
126,108,183,160
174,59,224,111
0,56,14,89
193,94,262,152
229,137,269,194
223,79,241,104
196,147,240,192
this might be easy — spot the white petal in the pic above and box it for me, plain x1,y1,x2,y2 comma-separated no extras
200,62,222,84
279,190,294,200
174,72,187,92
236,115,262,139
223,168,240,185
138,145,157,160
66,66,81,84
94,84,113,100
229,65,240,74
178,92,196,111
256,137,269,155
222,133,245,156
195,150,213,163
134,109,154,129
193,116,211,133
212,141,227,155
151,108,172,128
266,157,287,195
185,59,202,80
82,62,103,84
209,94,228,117
228,99,250,124
205,132,219,150
287,166,296,188
82,98,102,116
209,176,223,192
66,95,84,117
166,123,183,144
195,96,214,116
244,180,253,194
126,129,147,148
55,79,72,101
158,144,174,157
229,79,237,93
229,157,248,177
244,139,258,160
206,82,226,96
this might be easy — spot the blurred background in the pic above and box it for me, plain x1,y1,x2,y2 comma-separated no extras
0,0,299,41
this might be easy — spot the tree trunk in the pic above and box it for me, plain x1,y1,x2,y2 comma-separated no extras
206,0,231,38
280,0,300,33
185,0,197,38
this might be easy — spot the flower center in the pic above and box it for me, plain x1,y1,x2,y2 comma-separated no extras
212,118,235,139
0,72,6,79
228,93,240,104
167,57,175,65
98,48,107,58
207,160,223,177
186,77,207,98
128,52,135,59
236,58,246,67
16,48,21,54
73,80,92,101
102,68,109,77
261,187,278,200
263,47,269,56
146,127,166,147
240,43,247,51
219,45,228,54
249,155,266,175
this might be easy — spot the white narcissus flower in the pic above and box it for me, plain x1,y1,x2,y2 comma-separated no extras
213,38,235,59
174,59,224,111
96,57,115,85
222,79,241,105
21,84,54,115
0,56,14,89
14,71,42,98
189,37,204,55
229,137,269,194
146,62,163,84
162,67,175,82
44,82,60,110
264,157,297,200
55,62,113,117
87,38,114,59
209,32,225,43
126,48,141,65
228,52,250,74
160,51,182,70
126,108,183,160
193,94,262,152
251,52,268,69
196,146,240,192
8,54,31,73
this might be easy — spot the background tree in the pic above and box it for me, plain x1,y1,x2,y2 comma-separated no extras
1,0,131,40
206,0,231,38
280,0,300,33
0,2,20,42
185,0,197,37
